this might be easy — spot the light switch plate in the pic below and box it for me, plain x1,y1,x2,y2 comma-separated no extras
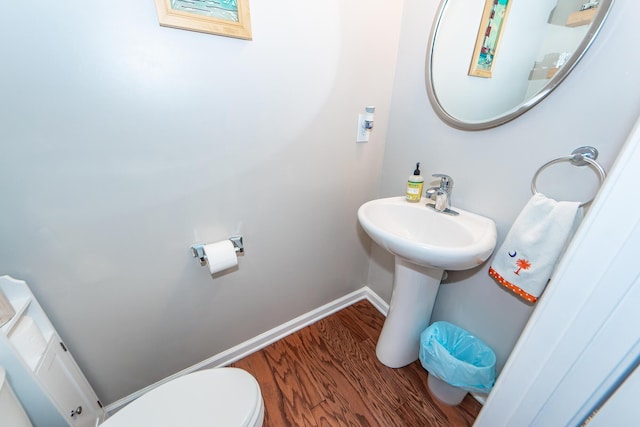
356,114,369,143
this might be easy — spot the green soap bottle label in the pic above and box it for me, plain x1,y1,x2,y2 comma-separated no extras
406,181,423,202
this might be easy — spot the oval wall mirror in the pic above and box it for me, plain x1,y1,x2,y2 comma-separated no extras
426,0,614,130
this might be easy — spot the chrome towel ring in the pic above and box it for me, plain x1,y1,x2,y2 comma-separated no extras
531,146,607,207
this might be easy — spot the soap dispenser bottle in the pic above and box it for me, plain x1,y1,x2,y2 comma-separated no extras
405,162,424,202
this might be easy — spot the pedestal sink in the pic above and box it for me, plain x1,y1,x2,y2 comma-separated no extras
358,196,497,368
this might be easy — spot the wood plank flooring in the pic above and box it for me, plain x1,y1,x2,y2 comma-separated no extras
231,300,482,426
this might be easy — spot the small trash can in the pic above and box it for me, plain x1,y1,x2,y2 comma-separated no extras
419,321,496,405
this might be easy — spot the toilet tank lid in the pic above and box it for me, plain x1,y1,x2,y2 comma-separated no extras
101,368,263,427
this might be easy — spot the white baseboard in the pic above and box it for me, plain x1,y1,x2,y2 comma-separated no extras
105,286,389,414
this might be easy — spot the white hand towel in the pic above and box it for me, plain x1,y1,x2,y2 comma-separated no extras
489,193,583,303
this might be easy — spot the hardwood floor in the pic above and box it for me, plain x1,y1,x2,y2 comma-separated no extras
231,300,482,426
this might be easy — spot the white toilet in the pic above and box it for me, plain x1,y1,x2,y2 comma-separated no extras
101,367,264,427
0,366,34,427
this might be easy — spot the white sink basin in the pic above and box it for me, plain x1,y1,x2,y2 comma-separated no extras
357,196,497,368
358,196,497,270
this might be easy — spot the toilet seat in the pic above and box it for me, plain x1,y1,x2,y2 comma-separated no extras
101,368,264,427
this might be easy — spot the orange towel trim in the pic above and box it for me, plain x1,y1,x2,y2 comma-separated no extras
488,267,538,303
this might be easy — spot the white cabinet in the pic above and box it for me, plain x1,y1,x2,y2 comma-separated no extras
0,276,105,427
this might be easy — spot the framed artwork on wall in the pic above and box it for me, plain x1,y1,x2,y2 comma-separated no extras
154,0,252,40
468,0,511,78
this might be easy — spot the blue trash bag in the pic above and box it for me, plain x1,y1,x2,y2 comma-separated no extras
419,321,496,394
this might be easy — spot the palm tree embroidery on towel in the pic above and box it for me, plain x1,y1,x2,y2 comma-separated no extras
514,258,531,275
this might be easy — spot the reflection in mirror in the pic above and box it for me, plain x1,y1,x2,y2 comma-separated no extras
426,0,614,130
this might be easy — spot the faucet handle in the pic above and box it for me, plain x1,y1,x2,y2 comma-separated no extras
432,174,453,189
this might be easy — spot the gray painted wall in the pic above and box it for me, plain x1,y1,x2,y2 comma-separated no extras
0,1,404,404
370,0,640,373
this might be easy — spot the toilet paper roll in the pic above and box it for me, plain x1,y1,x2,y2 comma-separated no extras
204,240,238,274
10,315,47,368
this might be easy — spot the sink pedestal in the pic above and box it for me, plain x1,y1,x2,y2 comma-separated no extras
357,196,497,368
376,256,444,368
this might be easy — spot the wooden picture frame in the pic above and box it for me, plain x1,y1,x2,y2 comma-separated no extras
154,0,252,40
468,0,511,78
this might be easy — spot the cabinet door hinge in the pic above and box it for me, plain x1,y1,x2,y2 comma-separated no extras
60,342,68,352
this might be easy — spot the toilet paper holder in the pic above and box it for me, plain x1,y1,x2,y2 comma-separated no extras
191,236,244,266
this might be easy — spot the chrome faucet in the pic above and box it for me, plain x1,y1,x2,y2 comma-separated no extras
425,174,458,215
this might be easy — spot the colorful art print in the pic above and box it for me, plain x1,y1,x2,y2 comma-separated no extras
154,0,252,40
469,0,512,78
